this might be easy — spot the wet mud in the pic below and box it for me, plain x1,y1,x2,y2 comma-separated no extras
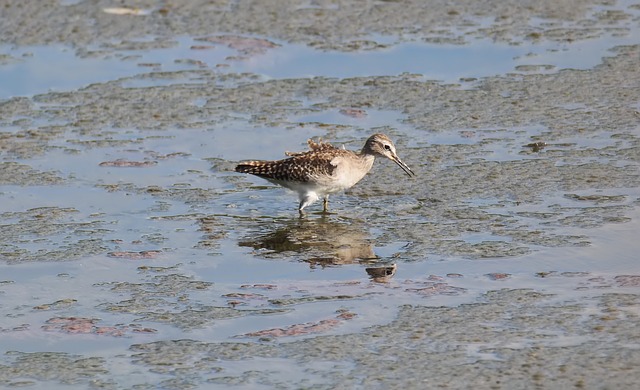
1,0,639,388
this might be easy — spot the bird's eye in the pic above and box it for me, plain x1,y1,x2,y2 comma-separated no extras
384,144,392,151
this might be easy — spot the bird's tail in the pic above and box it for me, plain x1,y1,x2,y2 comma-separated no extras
235,161,272,175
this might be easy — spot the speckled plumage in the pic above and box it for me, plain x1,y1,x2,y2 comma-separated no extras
235,133,415,213
236,139,347,182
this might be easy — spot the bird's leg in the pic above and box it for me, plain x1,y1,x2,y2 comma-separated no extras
299,193,319,215
322,196,329,213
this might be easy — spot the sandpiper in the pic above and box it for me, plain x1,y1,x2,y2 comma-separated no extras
235,133,415,214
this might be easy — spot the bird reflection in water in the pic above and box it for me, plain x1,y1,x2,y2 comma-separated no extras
238,216,397,282
365,263,397,283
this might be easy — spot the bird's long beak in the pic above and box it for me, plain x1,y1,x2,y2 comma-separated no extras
391,155,415,177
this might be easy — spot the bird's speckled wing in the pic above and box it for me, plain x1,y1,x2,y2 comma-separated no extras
235,142,352,183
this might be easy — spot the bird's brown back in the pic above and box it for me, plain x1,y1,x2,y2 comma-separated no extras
235,140,354,183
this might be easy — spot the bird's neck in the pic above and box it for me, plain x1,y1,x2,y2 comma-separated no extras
360,146,375,157
357,153,376,170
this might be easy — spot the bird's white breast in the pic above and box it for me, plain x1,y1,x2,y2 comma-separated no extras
313,154,375,195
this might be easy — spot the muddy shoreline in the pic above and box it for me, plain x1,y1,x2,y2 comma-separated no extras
1,0,639,388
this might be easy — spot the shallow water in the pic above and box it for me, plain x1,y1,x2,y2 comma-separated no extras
2,2,640,99
1,0,640,388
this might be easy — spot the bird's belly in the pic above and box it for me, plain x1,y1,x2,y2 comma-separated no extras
276,180,346,197
314,171,367,195
266,166,367,197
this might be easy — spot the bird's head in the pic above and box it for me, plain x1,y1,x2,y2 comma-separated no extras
363,133,415,177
